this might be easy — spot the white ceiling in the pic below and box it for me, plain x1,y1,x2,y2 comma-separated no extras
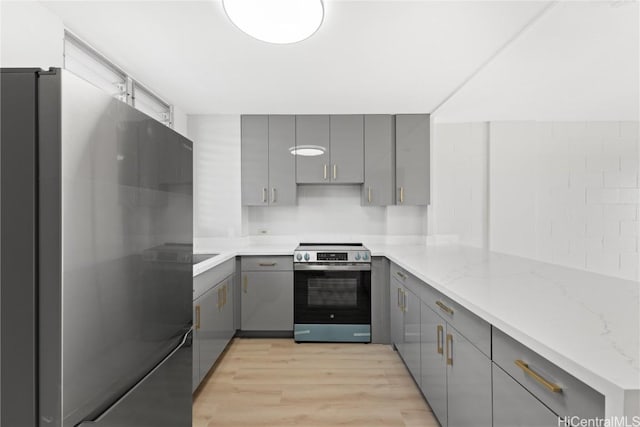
41,0,553,115
435,1,639,122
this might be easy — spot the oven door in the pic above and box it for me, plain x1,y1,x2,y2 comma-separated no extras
294,265,371,326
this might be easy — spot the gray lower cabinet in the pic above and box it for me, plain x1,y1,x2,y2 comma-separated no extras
241,115,296,206
493,363,559,427
390,276,405,353
193,275,234,391
420,302,447,426
403,286,421,387
371,257,390,344
446,323,492,427
395,114,430,206
240,257,293,331
363,115,395,206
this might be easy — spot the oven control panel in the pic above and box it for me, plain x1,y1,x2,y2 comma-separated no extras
294,248,371,263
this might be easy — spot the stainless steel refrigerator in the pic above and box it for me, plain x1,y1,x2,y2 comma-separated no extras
1,68,193,427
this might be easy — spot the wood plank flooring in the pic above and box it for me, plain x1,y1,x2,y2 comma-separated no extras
193,338,438,427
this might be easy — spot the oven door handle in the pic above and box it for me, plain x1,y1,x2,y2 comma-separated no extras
294,264,371,271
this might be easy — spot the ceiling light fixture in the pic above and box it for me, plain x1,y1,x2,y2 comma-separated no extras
289,145,325,157
222,0,324,44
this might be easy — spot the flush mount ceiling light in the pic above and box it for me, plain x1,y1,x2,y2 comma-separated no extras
222,0,324,44
289,145,325,156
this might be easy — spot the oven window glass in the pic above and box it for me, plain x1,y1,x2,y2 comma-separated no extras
308,278,357,307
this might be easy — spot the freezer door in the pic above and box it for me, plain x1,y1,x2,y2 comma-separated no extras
77,331,193,427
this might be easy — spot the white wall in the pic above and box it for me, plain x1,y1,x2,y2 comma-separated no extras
490,121,639,281
189,114,427,241
432,122,488,248
0,1,64,68
432,121,640,281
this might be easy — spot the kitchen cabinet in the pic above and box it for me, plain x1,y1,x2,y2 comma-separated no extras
241,115,296,206
240,256,293,332
362,115,395,206
395,114,430,206
420,302,447,426
295,115,364,184
493,363,559,427
390,275,404,353
193,274,234,391
390,270,421,385
371,257,390,344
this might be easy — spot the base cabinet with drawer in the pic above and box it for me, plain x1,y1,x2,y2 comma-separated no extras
193,274,234,391
390,272,421,385
493,363,559,427
240,256,293,332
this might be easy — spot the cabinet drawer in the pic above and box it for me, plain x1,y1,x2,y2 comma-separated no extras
390,263,422,296
241,256,293,271
423,290,491,358
193,258,235,300
492,327,604,420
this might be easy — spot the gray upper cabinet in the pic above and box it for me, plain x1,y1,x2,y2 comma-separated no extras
329,115,364,184
241,115,269,205
241,115,296,206
295,115,364,184
295,115,330,183
395,114,430,206
363,115,395,206
268,115,296,205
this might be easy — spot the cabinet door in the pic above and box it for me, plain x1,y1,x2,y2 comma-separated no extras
371,257,390,344
363,115,395,206
192,301,201,392
268,115,296,205
329,115,363,183
420,303,447,426
403,287,421,386
390,277,404,351
241,115,269,205
241,271,293,331
493,363,559,427
446,325,492,427
295,115,330,183
198,284,224,382
221,278,235,343
395,114,430,206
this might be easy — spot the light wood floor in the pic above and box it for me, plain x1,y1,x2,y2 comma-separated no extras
193,338,438,427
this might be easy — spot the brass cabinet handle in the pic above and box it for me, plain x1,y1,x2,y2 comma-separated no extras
323,164,327,180
258,262,277,267
195,305,201,330
396,271,406,280
397,287,401,308
218,287,223,310
437,325,444,355
243,275,248,293
222,284,227,307
333,164,337,180
399,187,404,204
446,333,453,365
403,290,407,313
262,188,267,203
271,188,277,203
436,300,454,316
515,360,563,393
368,187,372,203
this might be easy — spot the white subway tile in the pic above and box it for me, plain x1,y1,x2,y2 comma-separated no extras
604,220,621,237
620,220,640,238
569,155,587,172
585,153,620,172
603,169,638,188
619,253,640,281
586,122,620,138
586,188,619,204
620,155,639,173
604,204,638,221
570,171,603,188
586,218,605,237
618,189,640,204
619,122,639,139
554,248,586,270
570,237,603,252
603,236,638,253
586,250,620,276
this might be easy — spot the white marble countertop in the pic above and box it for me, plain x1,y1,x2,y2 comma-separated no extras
192,238,640,417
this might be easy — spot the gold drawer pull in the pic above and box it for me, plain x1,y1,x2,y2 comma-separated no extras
258,262,277,267
446,333,453,365
436,325,444,355
436,300,454,315
195,305,201,330
515,360,562,393
396,271,406,280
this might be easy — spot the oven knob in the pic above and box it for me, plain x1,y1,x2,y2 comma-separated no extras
296,253,302,261
304,253,310,261
355,253,361,260
363,253,369,260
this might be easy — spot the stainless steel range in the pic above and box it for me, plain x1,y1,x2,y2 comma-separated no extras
293,243,371,343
